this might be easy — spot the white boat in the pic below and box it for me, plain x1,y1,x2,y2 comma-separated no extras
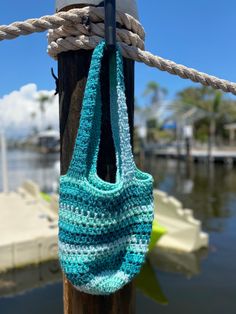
154,190,209,253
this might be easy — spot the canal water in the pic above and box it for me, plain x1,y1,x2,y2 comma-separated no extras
0,150,236,314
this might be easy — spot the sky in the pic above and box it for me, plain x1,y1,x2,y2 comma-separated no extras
0,0,236,136
0,84,59,138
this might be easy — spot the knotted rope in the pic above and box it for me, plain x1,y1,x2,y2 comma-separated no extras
1,6,236,95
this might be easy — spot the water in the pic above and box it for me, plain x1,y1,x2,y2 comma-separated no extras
139,157,236,314
0,150,236,313
0,149,59,192
0,261,63,314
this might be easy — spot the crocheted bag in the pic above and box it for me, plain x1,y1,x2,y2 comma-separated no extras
59,40,154,295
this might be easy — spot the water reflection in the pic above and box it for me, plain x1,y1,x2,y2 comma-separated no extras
0,260,61,298
144,156,236,232
135,259,168,305
149,247,208,278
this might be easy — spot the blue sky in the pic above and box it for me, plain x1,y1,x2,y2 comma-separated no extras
0,0,236,103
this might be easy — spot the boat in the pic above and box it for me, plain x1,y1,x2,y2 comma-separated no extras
27,130,60,154
154,189,209,252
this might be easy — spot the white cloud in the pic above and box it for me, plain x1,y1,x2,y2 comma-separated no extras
0,84,59,139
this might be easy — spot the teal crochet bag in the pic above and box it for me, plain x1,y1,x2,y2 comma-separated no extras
59,40,154,295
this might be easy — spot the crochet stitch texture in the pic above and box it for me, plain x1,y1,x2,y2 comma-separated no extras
59,41,154,295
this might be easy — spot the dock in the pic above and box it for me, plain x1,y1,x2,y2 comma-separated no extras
147,146,236,163
0,181,58,272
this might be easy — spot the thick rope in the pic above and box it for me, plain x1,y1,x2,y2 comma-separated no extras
1,7,236,96
0,7,145,41
47,24,145,51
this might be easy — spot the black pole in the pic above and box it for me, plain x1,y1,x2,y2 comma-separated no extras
104,0,116,51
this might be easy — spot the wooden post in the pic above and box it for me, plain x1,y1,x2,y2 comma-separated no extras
57,1,137,313
56,0,139,19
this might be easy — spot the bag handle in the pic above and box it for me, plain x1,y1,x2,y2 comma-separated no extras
67,41,135,182
109,50,135,181
67,41,104,179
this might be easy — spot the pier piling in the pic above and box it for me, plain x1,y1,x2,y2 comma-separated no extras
57,0,136,312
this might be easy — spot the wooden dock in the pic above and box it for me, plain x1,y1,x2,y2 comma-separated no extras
147,147,236,163
0,181,58,272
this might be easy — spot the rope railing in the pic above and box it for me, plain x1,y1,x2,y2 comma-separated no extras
1,7,236,96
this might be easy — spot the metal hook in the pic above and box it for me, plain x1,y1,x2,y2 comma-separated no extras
51,68,59,95
104,0,116,51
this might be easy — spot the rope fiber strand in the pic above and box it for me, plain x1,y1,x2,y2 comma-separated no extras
1,6,236,96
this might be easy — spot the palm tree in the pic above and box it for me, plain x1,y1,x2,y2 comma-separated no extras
30,111,38,135
143,81,168,142
208,91,222,158
35,93,54,132
143,81,168,106
172,86,236,158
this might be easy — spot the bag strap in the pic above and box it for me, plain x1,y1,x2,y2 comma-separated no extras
67,41,104,179
109,50,135,181
67,41,135,182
